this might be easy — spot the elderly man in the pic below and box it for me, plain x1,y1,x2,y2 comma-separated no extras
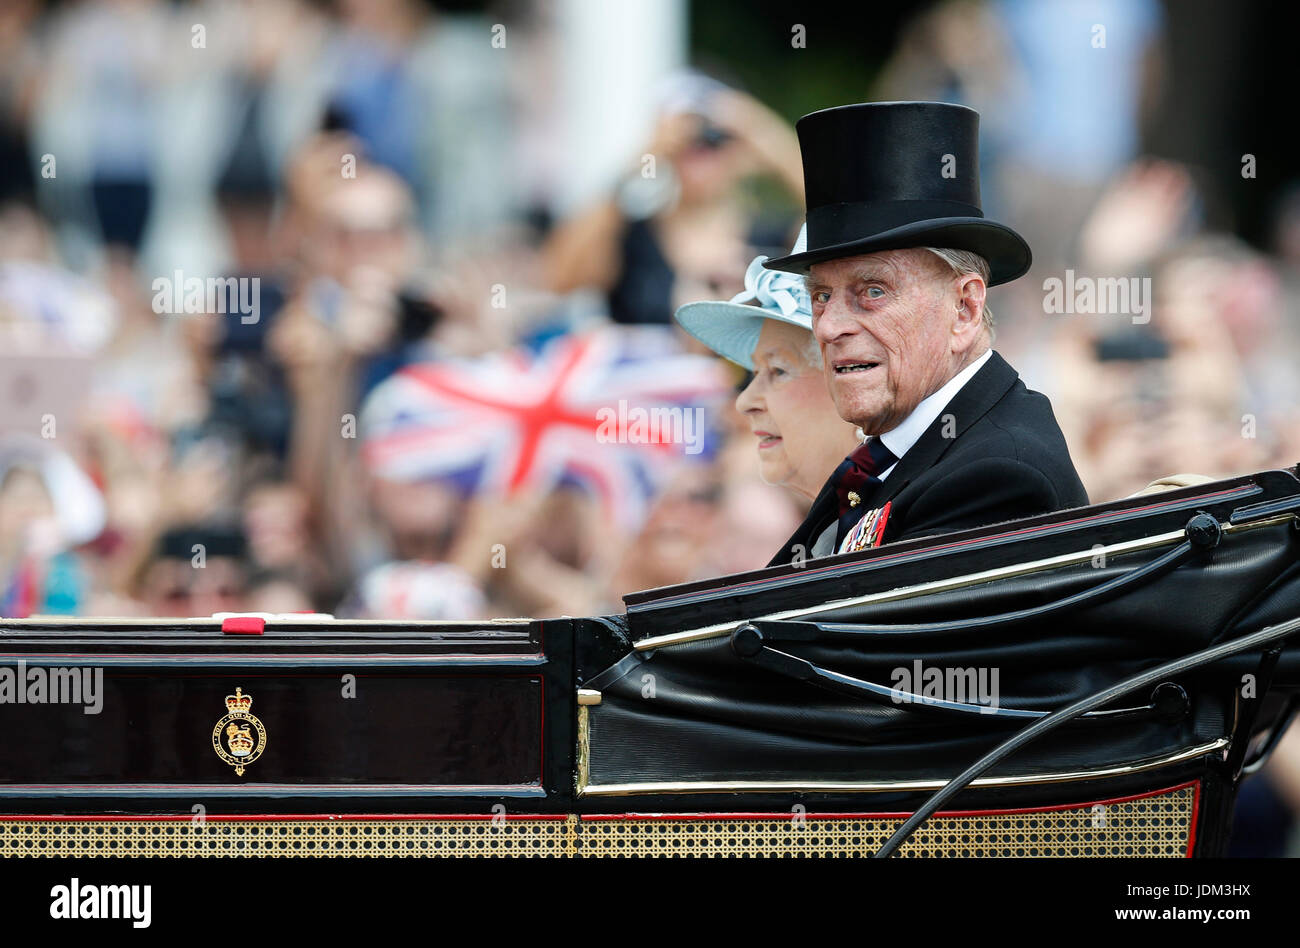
763,102,1088,564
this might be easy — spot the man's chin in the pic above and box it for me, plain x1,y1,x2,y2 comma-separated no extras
831,397,889,436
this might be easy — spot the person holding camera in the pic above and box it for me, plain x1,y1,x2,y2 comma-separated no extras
543,73,804,326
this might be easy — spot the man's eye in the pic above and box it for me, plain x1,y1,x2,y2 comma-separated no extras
813,291,830,304
865,286,885,299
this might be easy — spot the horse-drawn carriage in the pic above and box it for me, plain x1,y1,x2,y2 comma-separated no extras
3,467,1299,857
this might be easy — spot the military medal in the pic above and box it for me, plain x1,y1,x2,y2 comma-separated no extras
838,501,892,554
212,687,267,776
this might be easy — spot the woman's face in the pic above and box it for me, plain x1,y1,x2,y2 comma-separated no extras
734,319,860,500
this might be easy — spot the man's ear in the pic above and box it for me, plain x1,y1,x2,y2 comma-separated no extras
952,273,987,351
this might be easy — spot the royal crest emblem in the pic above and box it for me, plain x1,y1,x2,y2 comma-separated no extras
211,687,267,776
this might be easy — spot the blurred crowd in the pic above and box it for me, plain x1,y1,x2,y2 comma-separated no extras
0,0,1298,855
0,0,813,623
0,0,1296,624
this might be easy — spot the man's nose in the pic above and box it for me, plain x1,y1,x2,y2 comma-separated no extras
813,295,859,346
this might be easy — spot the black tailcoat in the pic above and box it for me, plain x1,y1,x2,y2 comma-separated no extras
768,351,1089,566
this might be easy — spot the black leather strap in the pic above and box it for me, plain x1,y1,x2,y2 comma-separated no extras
873,614,1300,857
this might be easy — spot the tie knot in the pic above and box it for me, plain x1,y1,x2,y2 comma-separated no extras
849,437,897,478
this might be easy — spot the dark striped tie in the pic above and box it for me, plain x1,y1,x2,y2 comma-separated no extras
832,438,898,544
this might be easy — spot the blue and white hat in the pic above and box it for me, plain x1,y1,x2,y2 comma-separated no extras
673,225,812,371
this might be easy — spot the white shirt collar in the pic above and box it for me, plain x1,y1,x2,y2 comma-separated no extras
871,349,992,479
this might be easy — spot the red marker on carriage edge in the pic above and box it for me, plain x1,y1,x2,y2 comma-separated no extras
217,612,336,635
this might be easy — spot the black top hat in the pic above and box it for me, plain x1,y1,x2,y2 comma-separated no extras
764,102,1030,285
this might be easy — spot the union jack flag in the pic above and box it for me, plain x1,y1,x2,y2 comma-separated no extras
359,327,730,529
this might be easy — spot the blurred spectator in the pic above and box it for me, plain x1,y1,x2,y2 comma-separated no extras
323,0,518,241
606,462,725,596
247,570,315,615
0,203,119,354
876,0,1165,281
346,559,485,620
1045,158,1294,501
37,0,171,257
0,436,104,617
543,72,803,326
0,0,40,207
130,524,250,618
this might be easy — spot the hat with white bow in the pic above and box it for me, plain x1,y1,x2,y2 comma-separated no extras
673,225,813,371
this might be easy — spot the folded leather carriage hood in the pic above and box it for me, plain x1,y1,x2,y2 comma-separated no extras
578,468,1300,792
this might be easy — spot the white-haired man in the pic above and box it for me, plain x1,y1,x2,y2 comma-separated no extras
762,102,1088,563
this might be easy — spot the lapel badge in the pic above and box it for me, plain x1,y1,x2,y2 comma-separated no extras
847,491,861,508
212,687,267,776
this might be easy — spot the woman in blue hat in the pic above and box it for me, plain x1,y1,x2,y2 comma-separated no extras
675,227,859,505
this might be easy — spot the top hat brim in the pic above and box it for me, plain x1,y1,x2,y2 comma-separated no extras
763,217,1031,286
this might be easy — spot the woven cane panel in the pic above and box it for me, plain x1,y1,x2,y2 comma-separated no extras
0,784,1194,857
580,784,1196,857
0,817,578,858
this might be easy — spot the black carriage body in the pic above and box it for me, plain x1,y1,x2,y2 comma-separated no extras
0,618,575,814
2,468,1299,857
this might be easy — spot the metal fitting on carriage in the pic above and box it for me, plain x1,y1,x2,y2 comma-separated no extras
1184,512,1222,550
1151,682,1190,722
730,623,765,657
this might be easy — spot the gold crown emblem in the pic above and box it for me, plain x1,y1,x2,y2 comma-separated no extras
226,722,254,755
213,686,265,775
